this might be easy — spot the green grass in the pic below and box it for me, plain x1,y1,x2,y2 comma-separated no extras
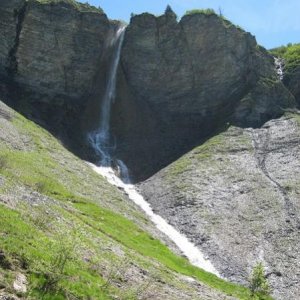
184,8,245,32
32,0,104,14
73,203,261,300
0,204,111,299
185,8,216,16
167,133,226,177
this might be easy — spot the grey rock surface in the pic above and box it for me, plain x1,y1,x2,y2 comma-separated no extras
140,114,300,300
14,0,110,98
284,65,300,107
0,0,26,78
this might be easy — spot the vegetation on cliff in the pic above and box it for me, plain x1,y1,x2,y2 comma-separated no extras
270,43,300,75
185,8,216,16
270,43,300,105
34,0,104,13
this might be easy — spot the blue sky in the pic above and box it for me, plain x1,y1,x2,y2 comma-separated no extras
80,0,300,49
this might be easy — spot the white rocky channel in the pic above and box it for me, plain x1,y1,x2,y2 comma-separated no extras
89,163,220,276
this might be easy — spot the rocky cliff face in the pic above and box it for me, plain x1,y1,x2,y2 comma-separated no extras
0,0,118,153
112,11,295,181
270,44,300,107
284,66,300,106
140,113,300,300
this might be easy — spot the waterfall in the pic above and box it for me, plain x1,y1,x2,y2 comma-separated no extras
88,26,126,167
274,57,284,81
87,25,220,277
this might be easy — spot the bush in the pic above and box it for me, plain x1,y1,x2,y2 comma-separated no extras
0,156,8,170
249,263,270,299
185,9,216,16
33,235,77,295
20,203,55,231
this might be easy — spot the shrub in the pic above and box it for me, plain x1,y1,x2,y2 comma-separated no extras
185,8,216,16
164,5,177,19
33,235,77,295
249,263,270,299
0,156,8,170
20,203,55,231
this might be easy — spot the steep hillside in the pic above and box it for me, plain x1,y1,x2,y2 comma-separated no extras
140,113,300,300
0,100,260,299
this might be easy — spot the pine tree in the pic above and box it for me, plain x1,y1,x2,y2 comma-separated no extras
164,5,177,20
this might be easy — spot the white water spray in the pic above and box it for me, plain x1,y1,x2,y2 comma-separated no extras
87,25,219,276
274,57,284,81
88,26,126,166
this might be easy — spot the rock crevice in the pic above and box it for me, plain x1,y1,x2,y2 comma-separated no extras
250,125,300,228
6,1,27,78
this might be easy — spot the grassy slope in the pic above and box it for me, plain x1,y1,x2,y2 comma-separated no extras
0,101,258,299
184,8,246,32
33,0,104,13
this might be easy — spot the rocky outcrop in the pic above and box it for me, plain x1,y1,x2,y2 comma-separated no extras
270,44,300,107
0,0,118,153
112,11,295,181
284,66,300,106
140,113,300,299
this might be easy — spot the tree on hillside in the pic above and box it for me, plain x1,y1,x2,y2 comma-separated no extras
165,5,177,19
249,262,270,299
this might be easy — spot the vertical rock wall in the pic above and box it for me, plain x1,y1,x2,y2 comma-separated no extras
0,0,117,153
112,12,295,181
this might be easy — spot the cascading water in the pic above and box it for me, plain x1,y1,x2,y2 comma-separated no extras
87,25,219,276
274,57,284,81
88,26,126,168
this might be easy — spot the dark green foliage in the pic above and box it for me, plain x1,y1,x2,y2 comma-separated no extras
34,0,104,14
184,8,245,32
0,250,12,270
249,263,270,299
165,4,177,19
0,155,8,170
185,8,216,16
